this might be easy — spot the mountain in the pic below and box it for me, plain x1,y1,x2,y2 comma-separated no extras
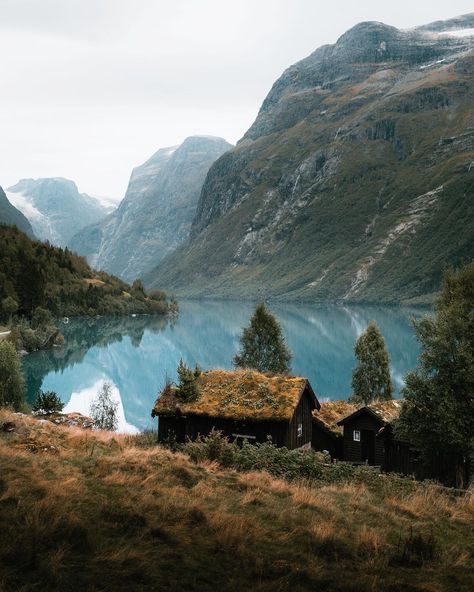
145,14,474,304
5,178,112,248
69,136,232,283
0,186,35,238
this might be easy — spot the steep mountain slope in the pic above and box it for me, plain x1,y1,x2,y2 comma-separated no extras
0,186,35,238
6,178,111,247
69,136,232,283
145,14,474,304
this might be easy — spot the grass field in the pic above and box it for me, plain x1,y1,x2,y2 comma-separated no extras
0,410,473,592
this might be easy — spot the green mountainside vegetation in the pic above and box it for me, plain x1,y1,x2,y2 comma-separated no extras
0,225,174,319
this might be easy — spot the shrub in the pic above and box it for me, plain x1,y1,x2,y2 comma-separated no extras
0,340,25,410
32,390,64,414
175,359,201,402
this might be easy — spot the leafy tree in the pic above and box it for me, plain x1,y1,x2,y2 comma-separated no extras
1,296,18,324
90,381,118,431
0,340,25,410
234,303,292,374
349,320,393,405
176,359,201,402
32,390,64,414
396,263,474,488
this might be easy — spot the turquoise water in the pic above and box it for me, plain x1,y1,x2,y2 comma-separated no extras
22,301,424,432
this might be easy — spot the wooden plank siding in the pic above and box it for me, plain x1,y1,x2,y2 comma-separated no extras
286,389,314,449
312,423,343,459
341,414,384,465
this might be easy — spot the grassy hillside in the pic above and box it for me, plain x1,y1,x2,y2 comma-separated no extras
0,225,173,318
0,410,473,591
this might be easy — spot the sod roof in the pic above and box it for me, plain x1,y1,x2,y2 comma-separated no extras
152,369,319,421
313,401,358,436
337,400,403,426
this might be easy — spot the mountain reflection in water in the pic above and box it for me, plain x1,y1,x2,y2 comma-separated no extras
23,301,423,432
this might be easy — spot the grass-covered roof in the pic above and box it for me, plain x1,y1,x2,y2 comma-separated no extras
337,400,403,427
313,401,358,436
314,400,403,436
153,369,318,421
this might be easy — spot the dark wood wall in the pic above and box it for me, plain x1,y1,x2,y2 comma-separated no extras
286,389,314,449
312,424,342,459
342,414,384,465
158,415,289,447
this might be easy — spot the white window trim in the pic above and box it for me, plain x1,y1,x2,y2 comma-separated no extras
353,430,361,442
297,423,303,438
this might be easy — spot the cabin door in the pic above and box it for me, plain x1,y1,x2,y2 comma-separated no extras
361,430,375,464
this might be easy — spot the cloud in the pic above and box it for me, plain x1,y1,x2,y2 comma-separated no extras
1,0,473,197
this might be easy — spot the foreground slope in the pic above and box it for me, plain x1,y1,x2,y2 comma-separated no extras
0,410,473,592
70,136,232,282
146,15,474,303
0,186,34,238
6,178,111,247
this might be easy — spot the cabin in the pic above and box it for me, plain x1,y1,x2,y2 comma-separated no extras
336,401,402,465
152,369,320,450
378,423,473,488
311,401,357,459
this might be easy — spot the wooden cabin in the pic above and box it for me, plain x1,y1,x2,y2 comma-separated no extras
152,369,320,450
312,401,357,459
337,401,402,465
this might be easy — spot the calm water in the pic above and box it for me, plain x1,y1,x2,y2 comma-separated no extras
22,301,425,432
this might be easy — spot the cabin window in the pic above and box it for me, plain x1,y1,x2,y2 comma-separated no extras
297,423,303,438
353,430,361,442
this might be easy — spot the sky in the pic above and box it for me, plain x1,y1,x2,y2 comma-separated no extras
1,0,473,201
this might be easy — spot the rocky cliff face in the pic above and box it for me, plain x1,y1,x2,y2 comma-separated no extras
0,186,35,238
145,14,474,303
6,178,110,247
69,136,232,282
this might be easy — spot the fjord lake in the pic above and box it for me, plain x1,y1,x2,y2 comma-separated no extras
23,301,424,433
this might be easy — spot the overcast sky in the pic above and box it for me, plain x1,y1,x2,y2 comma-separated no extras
1,0,473,200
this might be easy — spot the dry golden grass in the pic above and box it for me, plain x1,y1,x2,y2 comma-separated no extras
0,409,473,592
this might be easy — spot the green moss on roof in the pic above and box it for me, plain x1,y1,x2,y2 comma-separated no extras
152,369,313,421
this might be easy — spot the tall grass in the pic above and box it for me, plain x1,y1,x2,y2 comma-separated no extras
0,410,473,591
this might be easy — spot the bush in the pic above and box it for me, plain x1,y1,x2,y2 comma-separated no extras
0,340,25,410
32,390,64,414
181,431,418,492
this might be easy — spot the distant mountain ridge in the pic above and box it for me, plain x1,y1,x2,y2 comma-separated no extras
0,186,35,238
6,178,112,247
69,135,232,282
145,14,474,304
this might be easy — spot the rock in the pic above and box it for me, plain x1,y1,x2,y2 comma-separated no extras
2,421,16,432
145,14,474,304
69,136,233,282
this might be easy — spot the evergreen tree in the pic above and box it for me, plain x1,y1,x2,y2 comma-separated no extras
234,303,292,374
90,381,118,431
396,263,474,488
349,320,393,405
0,340,25,410
176,359,201,402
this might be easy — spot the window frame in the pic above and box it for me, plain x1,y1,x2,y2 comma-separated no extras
297,423,303,438
353,430,361,442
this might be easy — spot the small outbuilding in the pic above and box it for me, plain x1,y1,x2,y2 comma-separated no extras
312,401,357,459
152,369,320,450
336,401,402,465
